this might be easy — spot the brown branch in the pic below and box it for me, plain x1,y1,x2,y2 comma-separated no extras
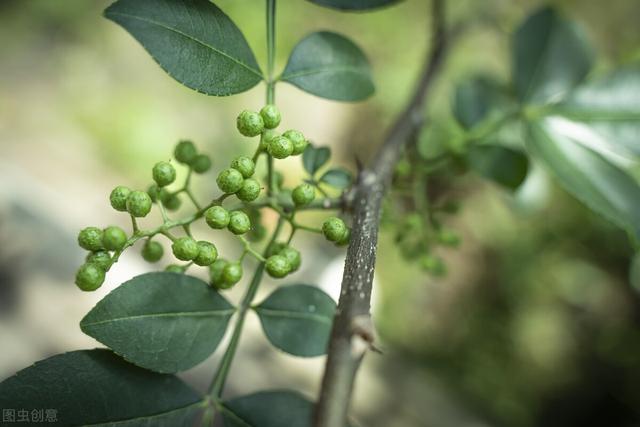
313,1,450,426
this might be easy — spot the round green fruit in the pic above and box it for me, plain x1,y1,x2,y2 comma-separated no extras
85,251,112,271
283,130,307,156
102,226,127,251
78,227,104,252
75,263,105,291
266,255,291,278
205,206,230,229
192,154,211,174
222,262,243,285
279,247,301,272
217,168,244,194
292,183,315,207
165,264,184,274
126,191,153,218
171,237,199,261
322,217,347,242
237,110,264,137
141,240,164,263
228,211,251,235
210,259,229,288
194,241,218,266
109,186,131,212
267,136,293,159
237,178,261,202
230,156,255,178
152,161,176,187
174,140,198,165
260,104,281,129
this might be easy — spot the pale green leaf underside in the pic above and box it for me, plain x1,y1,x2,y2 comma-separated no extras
513,6,592,104
526,120,640,239
81,272,235,373
0,349,205,426
551,64,640,158
105,0,263,96
254,285,336,357
281,31,374,101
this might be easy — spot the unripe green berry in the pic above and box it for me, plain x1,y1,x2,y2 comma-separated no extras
163,193,182,211
248,223,267,242
165,264,184,274
437,228,460,247
127,191,153,217
228,211,251,235
86,251,112,271
322,217,347,242
210,259,230,288
102,226,127,251
260,104,281,129
205,206,230,229
261,129,278,151
420,255,446,276
283,130,307,156
194,241,218,266
174,140,198,165
75,263,105,291
172,237,199,261
147,184,162,203
217,168,244,194
222,262,243,285
141,240,163,263
266,255,291,278
78,227,104,251
279,247,301,272
152,161,176,187
110,186,131,212
237,110,264,137
267,136,294,159
267,241,288,257
292,183,315,207
192,154,212,174
230,156,255,178
237,178,261,202
335,228,351,247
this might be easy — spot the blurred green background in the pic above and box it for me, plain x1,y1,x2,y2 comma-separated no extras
1,1,639,426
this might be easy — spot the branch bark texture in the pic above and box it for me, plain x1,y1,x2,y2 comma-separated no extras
313,1,449,426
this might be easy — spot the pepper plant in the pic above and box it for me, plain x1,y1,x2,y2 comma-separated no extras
1,1,639,426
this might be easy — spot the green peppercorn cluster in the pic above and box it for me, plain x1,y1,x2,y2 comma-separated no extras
75,106,354,293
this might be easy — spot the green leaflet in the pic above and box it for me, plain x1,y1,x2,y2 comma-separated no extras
104,0,263,96
281,31,374,101
81,272,235,373
254,285,336,357
306,0,401,11
467,145,529,191
0,349,205,426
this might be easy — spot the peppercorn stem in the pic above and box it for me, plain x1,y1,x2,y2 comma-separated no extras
208,217,284,400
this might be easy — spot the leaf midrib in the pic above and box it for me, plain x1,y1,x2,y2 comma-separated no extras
82,309,235,328
106,11,262,78
255,307,333,325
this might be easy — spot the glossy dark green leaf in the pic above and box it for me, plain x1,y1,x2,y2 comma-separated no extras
104,0,263,96
221,390,330,427
319,168,353,189
303,145,331,176
454,76,512,129
281,31,374,101
513,6,593,104
81,272,235,373
526,120,640,239
254,285,336,357
467,145,529,190
551,64,640,158
0,349,205,426
306,0,401,11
